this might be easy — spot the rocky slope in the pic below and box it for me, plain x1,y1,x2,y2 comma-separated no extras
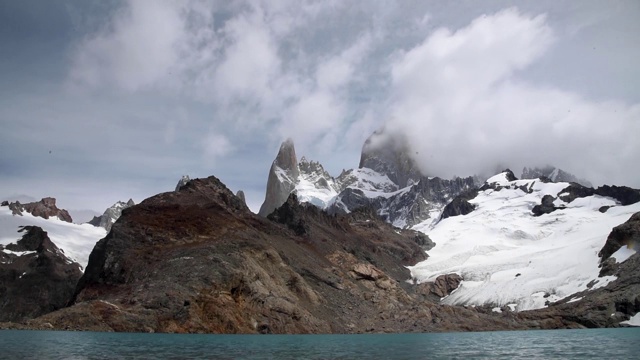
0,226,83,322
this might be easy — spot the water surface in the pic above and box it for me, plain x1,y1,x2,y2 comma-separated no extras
1,328,638,359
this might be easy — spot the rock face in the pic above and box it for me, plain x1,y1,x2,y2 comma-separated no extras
258,139,300,217
557,184,640,206
417,274,463,301
522,166,592,187
3,198,72,223
88,199,135,232
0,226,83,322
599,212,640,263
439,189,478,220
235,190,247,207
370,176,476,227
532,194,558,217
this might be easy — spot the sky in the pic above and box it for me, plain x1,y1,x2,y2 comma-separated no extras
1,0,639,220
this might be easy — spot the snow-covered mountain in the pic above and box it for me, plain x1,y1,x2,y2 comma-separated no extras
258,133,639,316
1,203,106,269
409,170,640,311
87,199,135,232
258,133,475,228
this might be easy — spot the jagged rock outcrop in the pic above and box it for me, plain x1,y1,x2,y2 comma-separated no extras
88,199,135,232
522,166,592,188
358,128,422,188
0,226,83,322
3,198,72,223
556,184,640,206
417,274,463,301
175,175,191,192
258,139,300,217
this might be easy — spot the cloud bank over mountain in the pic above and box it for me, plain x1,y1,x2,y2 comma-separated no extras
0,1,638,212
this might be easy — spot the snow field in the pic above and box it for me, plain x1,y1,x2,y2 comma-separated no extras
409,174,640,311
0,207,106,269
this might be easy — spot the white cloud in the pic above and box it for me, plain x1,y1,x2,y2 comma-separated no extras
381,7,640,186
69,0,186,91
60,2,640,192
202,133,233,163
213,6,281,104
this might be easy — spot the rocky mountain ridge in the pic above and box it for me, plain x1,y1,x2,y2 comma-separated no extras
1,173,637,333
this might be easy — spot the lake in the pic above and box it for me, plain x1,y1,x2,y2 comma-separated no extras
1,328,638,359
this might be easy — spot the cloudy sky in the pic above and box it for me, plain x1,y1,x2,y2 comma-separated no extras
1,0,638,220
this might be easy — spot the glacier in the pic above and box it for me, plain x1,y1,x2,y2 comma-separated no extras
0,206,106,269
409,172,640,311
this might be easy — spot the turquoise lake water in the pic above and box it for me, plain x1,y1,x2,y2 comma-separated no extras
1,328,638,359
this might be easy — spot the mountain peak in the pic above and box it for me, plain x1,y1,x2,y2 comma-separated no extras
358,129,422,188
258,139,300,216
274,138,299,174
87,199,136,232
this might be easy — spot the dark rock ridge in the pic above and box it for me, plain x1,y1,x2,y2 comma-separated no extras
3,197,72,223
0,226,83,322
522,166,592,188
258,139,300,217
532,195,559,217
531,184,640,217
88,199,135,232
558,183,640,206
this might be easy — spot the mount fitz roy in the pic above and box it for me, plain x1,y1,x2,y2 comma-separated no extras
1,130,640,332
259,132,477,229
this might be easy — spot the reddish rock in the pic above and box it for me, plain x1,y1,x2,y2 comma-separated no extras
7,198,72,223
